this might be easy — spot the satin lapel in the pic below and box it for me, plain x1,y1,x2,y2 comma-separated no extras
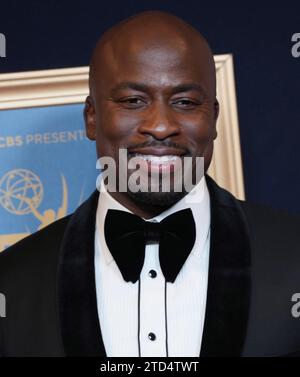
200,175,251,357
57,189,106,357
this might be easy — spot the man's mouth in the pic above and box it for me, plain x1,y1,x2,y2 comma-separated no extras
131,154,180,162
128,149,186,174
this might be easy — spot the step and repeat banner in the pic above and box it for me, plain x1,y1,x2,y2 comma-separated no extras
0,103,98,252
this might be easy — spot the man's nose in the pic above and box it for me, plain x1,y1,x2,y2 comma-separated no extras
138,103,180,140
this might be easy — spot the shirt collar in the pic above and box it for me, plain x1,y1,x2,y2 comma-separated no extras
96,175,210,266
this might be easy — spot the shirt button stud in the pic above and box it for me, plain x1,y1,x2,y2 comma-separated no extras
148,270,157,278
148,332,156,341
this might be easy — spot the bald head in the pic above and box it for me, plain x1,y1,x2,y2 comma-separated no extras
89,11,216,98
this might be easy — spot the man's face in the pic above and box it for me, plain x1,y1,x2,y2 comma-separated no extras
85,39,219,208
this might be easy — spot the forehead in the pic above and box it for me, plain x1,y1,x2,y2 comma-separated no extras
92,38,214,94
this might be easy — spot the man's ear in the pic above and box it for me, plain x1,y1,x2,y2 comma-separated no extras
84,95,96,140
214,98,219,122
213,98,219,140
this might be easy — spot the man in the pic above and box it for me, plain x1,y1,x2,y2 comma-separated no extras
0,11,300,357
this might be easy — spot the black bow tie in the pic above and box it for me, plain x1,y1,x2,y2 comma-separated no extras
104,208,196,283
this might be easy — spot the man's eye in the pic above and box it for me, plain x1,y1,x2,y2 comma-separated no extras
172,99,200,108
119,97,146,107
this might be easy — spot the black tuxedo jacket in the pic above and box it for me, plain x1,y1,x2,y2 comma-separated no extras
0,175,300,357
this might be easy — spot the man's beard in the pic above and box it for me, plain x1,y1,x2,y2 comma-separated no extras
122,161,197,208
125,179,189,208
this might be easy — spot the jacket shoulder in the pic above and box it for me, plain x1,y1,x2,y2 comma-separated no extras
0,215,71,284
238,200,300,277
206,173,300,256
0,189,99,285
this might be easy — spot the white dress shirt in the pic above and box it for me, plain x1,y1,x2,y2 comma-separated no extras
94,176,211,357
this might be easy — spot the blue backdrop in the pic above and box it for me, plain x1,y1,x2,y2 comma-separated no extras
0,104,97,250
